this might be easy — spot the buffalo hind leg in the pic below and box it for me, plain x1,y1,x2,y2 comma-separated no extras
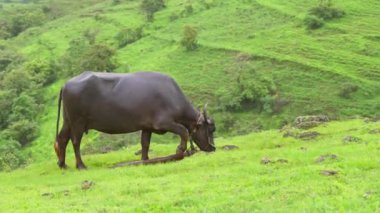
141,130,152,160
72,131,86,170
56,123,71,169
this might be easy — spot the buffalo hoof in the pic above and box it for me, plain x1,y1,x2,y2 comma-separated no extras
58,162,68,169
76,164,87,170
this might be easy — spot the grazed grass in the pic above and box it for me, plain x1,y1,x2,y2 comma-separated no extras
2,119,380,212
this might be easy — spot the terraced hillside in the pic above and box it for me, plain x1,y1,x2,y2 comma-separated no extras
0,0,379,169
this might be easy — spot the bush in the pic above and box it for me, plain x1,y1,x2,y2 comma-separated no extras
181,4,193,17
60,37,90,76
7,10,46,37
140,0,165,21
24,59,57,86
309,5,345,20
169,13,179,22
0,137,27,171
180,25,198,50
80,44,117,72
0,90,13,129
339,83,358,98
217,64,276,111
83,28,99,45
0,45,23,72
1,69,36,95
114,27,143,48
8,93,39,123
303,15,324,30
4,119,38,146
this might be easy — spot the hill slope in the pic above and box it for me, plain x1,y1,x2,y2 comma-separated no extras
1,1,380,167
2,119,380,211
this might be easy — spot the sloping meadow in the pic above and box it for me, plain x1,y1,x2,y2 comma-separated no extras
1,119,380,211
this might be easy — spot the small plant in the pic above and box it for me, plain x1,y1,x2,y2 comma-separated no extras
309,1,345,20
169,13,179,21
180,25,198,50
304,0,344,30
114,27,143,48
140,0,165,22
339,83,358,98
303,15,324,30
80,44,117,72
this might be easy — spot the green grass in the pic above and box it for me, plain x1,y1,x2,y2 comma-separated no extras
1,1,380,210
2,119,380,211
1,0,377,159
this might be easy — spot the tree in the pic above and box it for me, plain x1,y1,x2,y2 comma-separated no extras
180,25,198,50
140,0,165,21
80,44,117,72
3,119,38,146
24,59,57,86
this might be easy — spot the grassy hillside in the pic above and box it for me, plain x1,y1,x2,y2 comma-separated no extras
2,119,380,211
10,0,376,160
1,1,380,210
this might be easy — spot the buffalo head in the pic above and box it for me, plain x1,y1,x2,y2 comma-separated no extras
191,105,216,152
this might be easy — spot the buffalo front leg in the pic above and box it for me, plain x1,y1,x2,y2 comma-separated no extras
72,132,86,170
164,123,189,156
141,130,152,160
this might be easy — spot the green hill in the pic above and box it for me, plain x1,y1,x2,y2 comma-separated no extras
1,0,380,210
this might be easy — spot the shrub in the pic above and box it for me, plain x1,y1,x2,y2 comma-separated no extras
180,25,198,50
303,15,324,30
0,46,23,72
24,59,57,86
0,137,27,171
0,90,13,129
60,37,90,76
339,83,358,98
8,93,39,123
4,119,38,146
309,5,345,20
7,10,46,37
181,4,193,16
169,13,179,21
140,0,165,21
83,28,99,45
80,44,117,72
114,27,143,48
1,69,36,95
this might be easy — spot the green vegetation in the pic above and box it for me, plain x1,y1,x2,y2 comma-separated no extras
2,119,380,211
0,0,379,210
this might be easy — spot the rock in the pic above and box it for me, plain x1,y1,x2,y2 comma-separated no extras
343,136,361,143
276,159,288,163
363,191,373,199
294,115,329,129
41,192,54,197
320,170,338,176
315,154,338,163
221,145,239,150
261,157,273,165
365,117,380,123
63,190,70,196
283,131,297,138
369,129,380,134
297,131,320,140
81,180,94,190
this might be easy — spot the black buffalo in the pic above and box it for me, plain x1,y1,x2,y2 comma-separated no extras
54,71,216,169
